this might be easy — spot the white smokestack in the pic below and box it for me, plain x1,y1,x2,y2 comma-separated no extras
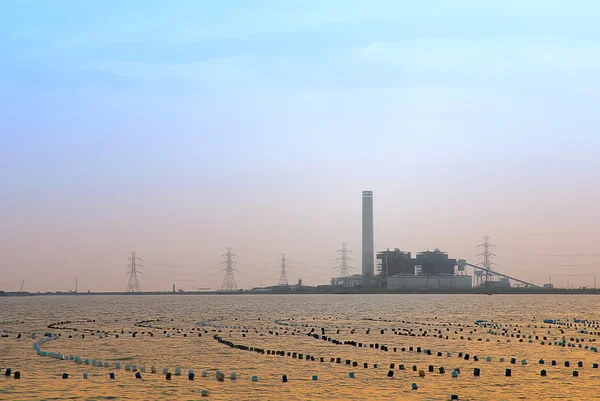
362,191,374,285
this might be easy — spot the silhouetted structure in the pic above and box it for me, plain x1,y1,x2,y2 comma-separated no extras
220,248,238,291
126,252,142,293
362,191,374,286
377,248,457,277
377,248,412,277
336,243,353,283
414,250,457,275
377,248,470,289
477,236,497,286
278,253,289,286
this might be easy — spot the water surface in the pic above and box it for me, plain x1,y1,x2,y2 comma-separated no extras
1,294,598,400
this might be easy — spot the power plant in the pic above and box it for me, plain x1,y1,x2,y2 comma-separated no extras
357,190,470,290
330,190,541,291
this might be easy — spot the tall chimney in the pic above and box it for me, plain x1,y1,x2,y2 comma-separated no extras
362,191,374,285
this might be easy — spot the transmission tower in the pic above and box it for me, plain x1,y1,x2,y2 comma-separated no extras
278,253,289,286
126,252,143,293
477,236,497,286
336,243,353,286
220,248,238,291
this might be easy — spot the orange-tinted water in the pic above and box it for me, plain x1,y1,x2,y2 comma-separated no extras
1,294,599,400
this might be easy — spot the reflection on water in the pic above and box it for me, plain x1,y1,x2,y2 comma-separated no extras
2,294,600,400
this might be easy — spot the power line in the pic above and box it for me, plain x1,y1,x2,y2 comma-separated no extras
496,248,600,258
495,255,594,267
139,255,222,268
547,273,599,288
126,252,143,293
278,253,289,286
141,260,204,268
527,263,592,267
143,267,223,277
537,253,600,258
220,248,238,291
143,265,216,273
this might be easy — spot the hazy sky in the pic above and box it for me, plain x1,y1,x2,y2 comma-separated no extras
1,1,599,292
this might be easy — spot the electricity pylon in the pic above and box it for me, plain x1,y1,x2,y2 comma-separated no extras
220,248,238,291
126,252,143,293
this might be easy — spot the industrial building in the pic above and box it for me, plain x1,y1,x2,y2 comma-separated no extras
386,274,472,290
378,248,458,276
377,248,472,290
331,274,363,288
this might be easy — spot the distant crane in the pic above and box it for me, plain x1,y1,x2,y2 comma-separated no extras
19,280,25,293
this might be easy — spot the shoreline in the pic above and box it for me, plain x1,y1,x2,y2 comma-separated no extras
3,288,600,296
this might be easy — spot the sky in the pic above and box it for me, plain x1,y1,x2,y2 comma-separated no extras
1,0,599,292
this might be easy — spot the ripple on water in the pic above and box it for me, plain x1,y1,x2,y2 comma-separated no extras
2,294,600,400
